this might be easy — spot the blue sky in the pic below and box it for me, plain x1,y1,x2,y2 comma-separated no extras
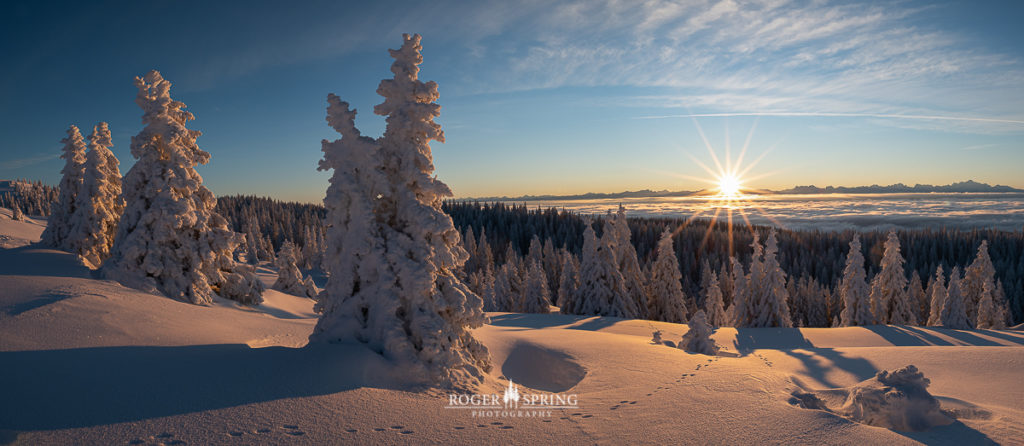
2,0,1023,201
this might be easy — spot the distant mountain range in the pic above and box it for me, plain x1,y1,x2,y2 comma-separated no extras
462,180,1023,202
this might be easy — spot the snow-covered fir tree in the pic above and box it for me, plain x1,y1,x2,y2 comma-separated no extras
40,125,87,248
558,250,579,313
926,266,947,326
272,241,318,298
575,223,637,317
699,260,714,314
527,235,544,270
542,239,561,296
66,122,123,268
747,229,792,328
103,71,264,306
871,231,914,325
727,256,747,326
310,35,490,386
647,230,688,323
839,235,873,326
679,310,719,355
11,204,25,221
462,226,477,274
519,261,552,313
962,241,996,324
704,269,727,327
907,271,927,327
610,206,650,318
940,266,972,329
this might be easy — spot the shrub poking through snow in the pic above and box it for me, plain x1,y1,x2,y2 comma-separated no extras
680,310,718,355
310,34,490,387
651,329,663,345
103,70,264,306
272,241,317,298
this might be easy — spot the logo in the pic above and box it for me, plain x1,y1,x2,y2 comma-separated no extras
445,380,579,418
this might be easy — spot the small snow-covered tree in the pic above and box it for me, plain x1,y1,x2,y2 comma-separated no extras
11,205,25,221
557,250,579,313
647,230,688,323
940,267,972,329
272,241,318,298
680,310,718,355
67,122,124,268
103,71,264,305
962,241,996,324
926,266,947,326
704,269,727,327
40,125,87,248
310,35,490,386
520,261,552,313
839,234,873,326
871,231,913,325
975,280,1000,329
493,260,524,312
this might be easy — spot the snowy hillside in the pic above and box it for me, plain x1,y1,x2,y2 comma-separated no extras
2,215,1023,445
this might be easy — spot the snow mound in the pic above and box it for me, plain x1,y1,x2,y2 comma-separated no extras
500,341,586,393
791,365,954,432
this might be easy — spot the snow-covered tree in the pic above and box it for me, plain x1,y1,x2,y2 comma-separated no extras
926,266,947,326
272,241,318,298
40,125,87,248
907,271,927,326
575,223,637,318
749,229,792,327
679,310,719,355
310,35,490,386
103,71,264,306
871,231,914,325
840,235,873,326
647,230,688,323
727,256,748,326
520,261,552,313
610,206,650,317
704,269,727,327
542,238,561,295
975,280,1001,329
940,267,972,329
962,241,996,324
493,260,524,312
557,250,579,313
66,122,123,268
11,205,24,221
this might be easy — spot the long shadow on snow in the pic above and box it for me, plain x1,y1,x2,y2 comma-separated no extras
0,245,91,279
487,313,606,330
866,325,1006,347
0,343,393,431
895,420,998,445
733,328,877,388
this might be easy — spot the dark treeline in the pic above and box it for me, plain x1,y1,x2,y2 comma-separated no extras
0,180,59,216
443,201,1024,324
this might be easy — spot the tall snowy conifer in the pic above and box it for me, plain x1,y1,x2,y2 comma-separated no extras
103,71,264,305
962,241,996,324
749,229,792,327
926,266,947,326
704,269,727,327
940,267,972,329
870,231,912,325
727,256,747,326
839,234,873,326
310,35,490,386
558,250,579,313
647,230,688,323
67,122,123,267
41,125,87,248
520,261,552,313
907,271,927,326
611,206,649,317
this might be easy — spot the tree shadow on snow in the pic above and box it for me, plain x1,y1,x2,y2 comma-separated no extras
0,245,91,279
732,327,815,352
866,325,1009,347
783,348,878,389
895,420,998,445
0,343,399,431
487,313,597,329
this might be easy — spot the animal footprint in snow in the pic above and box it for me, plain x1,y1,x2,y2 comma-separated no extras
227,431,244,437
345,428,358,433
581,414,593,418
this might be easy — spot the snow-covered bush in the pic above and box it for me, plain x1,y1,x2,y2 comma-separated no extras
103,70,264,306
272,241,318,298
838,365,952,431
40,125,87,248
66,122,123,268
679,310,718,355
309,34,490,387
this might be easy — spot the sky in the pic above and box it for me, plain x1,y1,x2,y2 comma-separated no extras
2,0,1023,202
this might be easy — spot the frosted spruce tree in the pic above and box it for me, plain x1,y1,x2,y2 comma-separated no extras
557,250,579,313
926,266,947,326
839,234,873,326
727,256,747,326
748,229,792,327
611,206,650,318
66,122,123,268
40,125,87,248
103,71,264,305
647,230,688,323
704,270,727,327
520,261,552,313
975,281,999,329
11,205,25,221
310,35,490,386
272,241,318,298
962,241,996,324
871,231,914,325
907,271,927,326
940,267,972,329
679,310,719,355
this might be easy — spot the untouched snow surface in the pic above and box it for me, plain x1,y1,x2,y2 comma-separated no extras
2,219,1024,444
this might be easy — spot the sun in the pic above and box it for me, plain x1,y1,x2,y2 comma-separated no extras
717,173,743,198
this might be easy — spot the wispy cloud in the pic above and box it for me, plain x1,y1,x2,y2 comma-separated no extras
0,153,59,170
